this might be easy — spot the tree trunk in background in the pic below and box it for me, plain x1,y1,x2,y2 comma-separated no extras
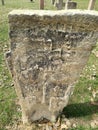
88,0,96,10
40,0,44,9
1,0,5,5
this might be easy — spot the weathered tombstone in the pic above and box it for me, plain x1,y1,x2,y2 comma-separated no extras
65,0,77,9
88,0,96,10
55,0,65,10
6,10,98,125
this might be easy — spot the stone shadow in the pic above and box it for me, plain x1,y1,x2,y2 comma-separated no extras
63,101,98,118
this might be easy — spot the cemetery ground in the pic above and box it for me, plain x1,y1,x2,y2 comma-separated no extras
0,0,98,129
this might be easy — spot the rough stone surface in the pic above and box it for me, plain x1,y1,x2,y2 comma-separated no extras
65,1,77,9
55,0,65,10
6,10,98,124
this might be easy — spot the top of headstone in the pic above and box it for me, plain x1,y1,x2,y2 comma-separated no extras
9,9,98,17
8,10,98,32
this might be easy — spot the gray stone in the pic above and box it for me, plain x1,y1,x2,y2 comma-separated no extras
6,10,98,124
65,1,77,9
55,0,65,10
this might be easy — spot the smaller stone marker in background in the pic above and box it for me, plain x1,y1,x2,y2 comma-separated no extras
51,0,55,5
54,0,77,10
55,0,65,10
65,0,77,9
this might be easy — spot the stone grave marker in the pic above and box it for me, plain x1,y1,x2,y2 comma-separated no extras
65,0,77,9
6,10,98,125
55,0,65,10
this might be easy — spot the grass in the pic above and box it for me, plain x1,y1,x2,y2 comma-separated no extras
0,0,98,129
70,126,98,130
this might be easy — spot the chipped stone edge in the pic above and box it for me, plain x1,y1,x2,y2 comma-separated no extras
8,9,98,17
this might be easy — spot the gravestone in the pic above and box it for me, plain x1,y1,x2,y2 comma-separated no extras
55,0,65,10
65,1,77,9
6,10,98,124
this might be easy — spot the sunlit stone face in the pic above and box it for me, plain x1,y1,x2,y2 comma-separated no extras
6,10,98,124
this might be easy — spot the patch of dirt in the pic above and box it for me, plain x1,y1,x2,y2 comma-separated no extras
5,115,98,130
5,101,98,130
